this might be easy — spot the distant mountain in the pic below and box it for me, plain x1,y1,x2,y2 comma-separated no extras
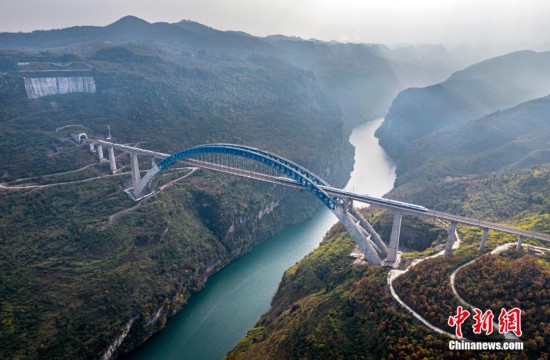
171,19,219,35
0,16,466,129
106,14,151,30
374,44,463,88
394,96,550,186
376,50,550,158
0,15,273,56
0,16,431,128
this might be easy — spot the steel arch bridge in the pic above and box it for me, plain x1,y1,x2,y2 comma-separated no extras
80,139,550,266
131,143,385,265
135,143,338,208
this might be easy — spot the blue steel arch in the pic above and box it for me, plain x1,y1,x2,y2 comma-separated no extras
212,144,330,187
156,144,338,210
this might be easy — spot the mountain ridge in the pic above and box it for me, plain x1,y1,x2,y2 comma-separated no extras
376,50,550,158
393,96,550,186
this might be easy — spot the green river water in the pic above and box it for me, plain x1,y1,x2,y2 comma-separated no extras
127,118,396,359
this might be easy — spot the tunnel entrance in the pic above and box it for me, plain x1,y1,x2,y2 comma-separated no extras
79,133,88,143
70,132,88,144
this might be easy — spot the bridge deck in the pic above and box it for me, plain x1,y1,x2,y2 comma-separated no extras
89,140,169,159
89,140,550,243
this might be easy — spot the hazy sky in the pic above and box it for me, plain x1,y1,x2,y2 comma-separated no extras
1,0,549,46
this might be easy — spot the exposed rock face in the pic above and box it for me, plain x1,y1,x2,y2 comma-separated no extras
100,316,139,360
23,76,96,99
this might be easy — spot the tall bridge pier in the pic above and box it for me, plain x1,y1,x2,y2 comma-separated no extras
480,228,489,251
86,139,168,190
108,147,117,173
130,154,141,189
444,221,458,256
97,144,104,162
517,235,524,249
386,211,402,264
383,211,462,263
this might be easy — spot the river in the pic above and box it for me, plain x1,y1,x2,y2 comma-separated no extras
127,118,396,360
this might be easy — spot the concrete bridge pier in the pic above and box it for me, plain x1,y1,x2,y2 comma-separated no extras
516,235,524,249
345,201,387,259
444,221,458,256
97,144,104,162
108,147,117,173
386,210,402,264
333,207,383,265
480,227,489,251
130,153,141,189
88,142,95,152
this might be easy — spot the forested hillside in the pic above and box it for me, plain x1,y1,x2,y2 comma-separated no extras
393,96,550,186
227,211,514,359
0,47,350,181
456,250,550,353
230,164,550,359
391,164,550,224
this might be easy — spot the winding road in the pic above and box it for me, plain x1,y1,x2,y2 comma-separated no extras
2,164,199,230
449,243,550,341
0,171,132,190
0,167,195,191
387,230,461,339
387,233,547,341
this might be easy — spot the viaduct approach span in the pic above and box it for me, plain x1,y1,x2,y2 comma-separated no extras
84,139,550,266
